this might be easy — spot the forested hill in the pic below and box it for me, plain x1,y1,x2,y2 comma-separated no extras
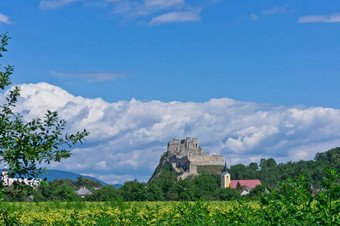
229,147,340,187
150,147,339,188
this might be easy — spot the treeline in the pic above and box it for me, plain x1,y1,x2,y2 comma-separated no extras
229,147,340,187
3,148,339,202
3,172,245,202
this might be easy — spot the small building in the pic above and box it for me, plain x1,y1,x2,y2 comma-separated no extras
76,186,93,198
1,165,41,187
221,162,262,196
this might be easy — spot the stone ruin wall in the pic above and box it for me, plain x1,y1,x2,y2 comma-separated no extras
189,154,225,166
167,137,203,157
166,137,224,178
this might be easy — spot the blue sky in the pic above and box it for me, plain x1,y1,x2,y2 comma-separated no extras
1,1,340,184
2,0,340,106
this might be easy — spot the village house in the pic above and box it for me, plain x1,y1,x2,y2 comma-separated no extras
221,163,262,195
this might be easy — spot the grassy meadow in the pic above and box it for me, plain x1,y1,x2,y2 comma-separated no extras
0,200,261,225
1,198,339,225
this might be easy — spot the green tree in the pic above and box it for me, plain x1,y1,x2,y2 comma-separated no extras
260,158,277,170
76,176,101,188
248,185,266,200
248,162,258,171
120,180,148,201
146,183,164,201
86,185,120,201
149,171,177,200
229,164,248,179
52,184,80,201
34,181,79,201
0,33,88,185
218,187,240,200
176,179,195,201
193,173,219,200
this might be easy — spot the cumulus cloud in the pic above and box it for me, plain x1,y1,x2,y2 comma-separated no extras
263,5,287,15
50,71,126,82
0,13,12,24
39,0,83,9
3,82,340,184
111,0,204,24
150,9,201,25
299,13,340,23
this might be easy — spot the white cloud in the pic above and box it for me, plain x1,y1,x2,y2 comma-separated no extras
50,71,126,82
4,82,340,184
250,5,287,21
150,9,201,25
39,0,83,10
145,0,185,9
95,161,109,170
111,0,198,21
38,0,220,24
0,13,12,24
263,5,287,15
250,14,258,20
299,13,340,23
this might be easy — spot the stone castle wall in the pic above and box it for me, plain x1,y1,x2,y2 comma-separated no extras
189,154,225,166
166,137,224,178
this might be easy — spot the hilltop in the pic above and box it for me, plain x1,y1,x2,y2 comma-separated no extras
150,137,224,181
150,138,340,188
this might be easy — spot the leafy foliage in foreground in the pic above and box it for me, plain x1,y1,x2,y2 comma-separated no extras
0,32,89,222
0,168,339,225
0,32,89,182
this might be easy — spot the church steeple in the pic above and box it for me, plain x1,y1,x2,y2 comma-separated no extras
221,160,230,188
222,161,228,173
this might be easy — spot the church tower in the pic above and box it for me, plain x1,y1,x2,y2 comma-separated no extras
221,161,230,188
2,165,8,186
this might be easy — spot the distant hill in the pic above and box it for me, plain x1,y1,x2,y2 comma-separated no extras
41,170,123,188
41,170,107,185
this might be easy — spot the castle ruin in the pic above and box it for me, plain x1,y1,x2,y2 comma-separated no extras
166,137,224,179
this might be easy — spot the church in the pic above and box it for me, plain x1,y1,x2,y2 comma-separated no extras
1,165,41,187
221,163,262,196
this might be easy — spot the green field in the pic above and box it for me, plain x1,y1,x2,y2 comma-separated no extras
0,199,338,225
0,200,257,225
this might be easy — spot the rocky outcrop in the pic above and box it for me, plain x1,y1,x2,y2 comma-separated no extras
150,137,224,181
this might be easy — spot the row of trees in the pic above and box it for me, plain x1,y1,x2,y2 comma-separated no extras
3,147,338,202
229,147,340,188
3,173,246,202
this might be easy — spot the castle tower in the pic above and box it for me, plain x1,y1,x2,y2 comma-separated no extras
2,165,8,186
221,161,230,188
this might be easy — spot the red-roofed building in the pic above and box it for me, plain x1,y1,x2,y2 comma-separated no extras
230,180,262,189
221,162,262,196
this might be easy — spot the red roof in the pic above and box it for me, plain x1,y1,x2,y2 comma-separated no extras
230,180,262,189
